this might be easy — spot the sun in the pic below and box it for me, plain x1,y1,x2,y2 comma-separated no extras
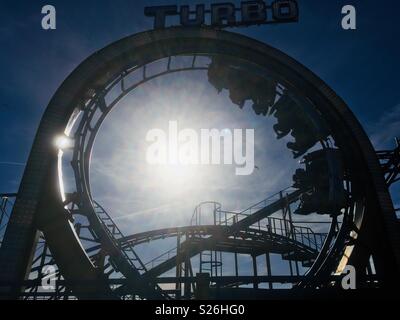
151,164,200,196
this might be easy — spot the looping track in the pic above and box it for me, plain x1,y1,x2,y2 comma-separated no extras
0,27,399,300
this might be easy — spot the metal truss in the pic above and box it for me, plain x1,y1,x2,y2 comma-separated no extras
0,194,14,248
376,137,400,186
0,28,398,300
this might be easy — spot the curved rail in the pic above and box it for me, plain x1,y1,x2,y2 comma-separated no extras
1,27,394,299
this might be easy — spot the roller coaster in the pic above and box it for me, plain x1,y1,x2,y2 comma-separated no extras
0,27,399,300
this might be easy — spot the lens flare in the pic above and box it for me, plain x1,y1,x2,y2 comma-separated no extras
54,135,73,150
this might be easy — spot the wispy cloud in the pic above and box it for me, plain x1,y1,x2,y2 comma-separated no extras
112,201,181,222
369,103,400,149
0,161,26,167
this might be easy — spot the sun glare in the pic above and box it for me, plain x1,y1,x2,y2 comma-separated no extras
54,135,73,150
151,164,201,196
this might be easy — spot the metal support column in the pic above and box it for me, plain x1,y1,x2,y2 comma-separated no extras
266,253,272,289
175,231,182,299
252,255,258,289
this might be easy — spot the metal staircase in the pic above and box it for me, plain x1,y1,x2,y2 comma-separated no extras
93,201,147,274
143,187,328,280
192,202,223,277
1,188,329,298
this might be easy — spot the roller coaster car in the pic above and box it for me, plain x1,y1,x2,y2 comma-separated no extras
293,148,347,216
207,57,276,114
287,124,321,158
208,57,329,159
271,94,328,158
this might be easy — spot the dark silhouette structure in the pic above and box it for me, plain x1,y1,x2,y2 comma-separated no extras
0,28,399,299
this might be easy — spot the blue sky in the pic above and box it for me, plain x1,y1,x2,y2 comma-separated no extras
0,0,399,192
0,1,399,276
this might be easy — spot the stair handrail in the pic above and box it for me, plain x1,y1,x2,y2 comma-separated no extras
93,201,148,272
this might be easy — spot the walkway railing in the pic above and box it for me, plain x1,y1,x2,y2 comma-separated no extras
144,187,328,271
